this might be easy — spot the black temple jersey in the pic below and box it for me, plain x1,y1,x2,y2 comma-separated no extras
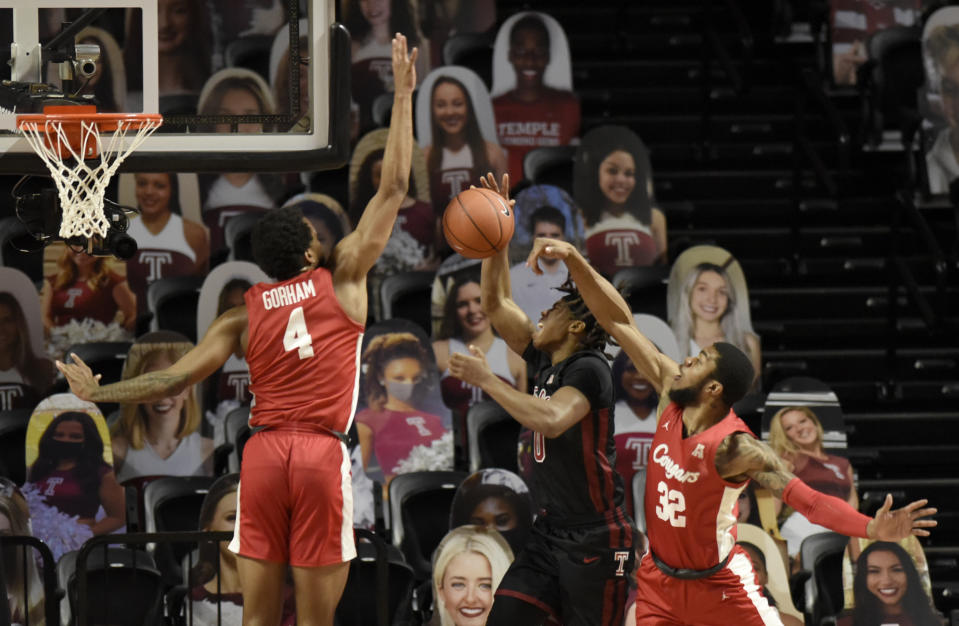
522,344,626,524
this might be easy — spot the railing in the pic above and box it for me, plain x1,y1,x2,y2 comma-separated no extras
887,191,952,353
700,0,754,145
73,531,232,626
4,527,402,626
794,68,850,200
0,535,60,626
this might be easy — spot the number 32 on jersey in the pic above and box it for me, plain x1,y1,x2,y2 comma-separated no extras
655,481,686,527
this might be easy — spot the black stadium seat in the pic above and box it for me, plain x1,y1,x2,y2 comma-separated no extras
388,471,467,581
59,547,163,626
143,476,216,585
337,528,415,626
146,275,203,342
466,400,520,473
523,146,576,194
0,409,31,485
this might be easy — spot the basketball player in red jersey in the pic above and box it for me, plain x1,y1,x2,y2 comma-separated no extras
526,238,938,626
55,34,417,626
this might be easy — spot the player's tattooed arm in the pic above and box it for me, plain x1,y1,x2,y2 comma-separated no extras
57,352,191,403
715,432,795,495
57,306,246,403
97,370,190,403
717,433,938,541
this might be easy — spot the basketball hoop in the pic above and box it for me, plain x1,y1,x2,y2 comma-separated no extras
16,105,162,239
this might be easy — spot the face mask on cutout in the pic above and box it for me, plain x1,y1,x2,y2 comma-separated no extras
383,380,416,404
48,439,84,460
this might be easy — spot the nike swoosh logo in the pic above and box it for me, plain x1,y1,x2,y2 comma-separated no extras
583,556,600,564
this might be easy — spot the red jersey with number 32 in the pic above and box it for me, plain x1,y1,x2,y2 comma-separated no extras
645,401,752,571
244,267,364,432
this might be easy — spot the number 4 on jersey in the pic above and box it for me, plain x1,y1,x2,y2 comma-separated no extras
283,306,314,359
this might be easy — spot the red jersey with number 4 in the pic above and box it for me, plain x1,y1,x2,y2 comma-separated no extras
645,402,752,571
244,267,364,432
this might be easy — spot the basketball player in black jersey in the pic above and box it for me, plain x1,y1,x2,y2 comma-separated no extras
448,174,637,626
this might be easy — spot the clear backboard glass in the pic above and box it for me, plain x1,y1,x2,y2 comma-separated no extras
0,0,349,173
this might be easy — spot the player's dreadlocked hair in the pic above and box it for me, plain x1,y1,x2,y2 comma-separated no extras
556,279,612,357
251,205,313,281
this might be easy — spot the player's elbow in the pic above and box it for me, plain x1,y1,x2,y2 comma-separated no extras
380,174,409,200
543,423,571,439
541,411,573,439
482,295,507,319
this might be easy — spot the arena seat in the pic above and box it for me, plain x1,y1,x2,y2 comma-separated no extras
387,470,468,581
378,270,435,332
0,409,31,485
794,532,848,626
121,475,168,534
224,211,264,263
143,476,217,585
856,25,923,147
337,528,415,626
466,400,519,473
523,145,576,193
442,32,494,89
58,547,163,626
146,275,202,342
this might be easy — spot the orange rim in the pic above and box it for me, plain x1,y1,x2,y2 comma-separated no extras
16,105,162,132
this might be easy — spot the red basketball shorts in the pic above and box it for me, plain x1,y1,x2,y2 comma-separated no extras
228,428,355,568
634,547,783,625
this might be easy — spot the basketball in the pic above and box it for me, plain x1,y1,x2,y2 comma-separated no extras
442,188,515,259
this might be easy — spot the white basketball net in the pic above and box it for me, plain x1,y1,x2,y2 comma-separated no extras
18,117,161,239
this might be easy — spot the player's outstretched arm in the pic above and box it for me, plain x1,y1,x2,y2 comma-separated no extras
449,344,588,438
527,238,677,393
56,306,247,404
717,433,937,540
333,34,416,282
478,173,535,355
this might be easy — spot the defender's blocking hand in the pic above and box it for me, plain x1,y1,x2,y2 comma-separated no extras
526,237,576,275
54,353,102,401
867,494,937,540
392,33,418,96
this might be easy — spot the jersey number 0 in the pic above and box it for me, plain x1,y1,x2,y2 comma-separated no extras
283,306,314,359
533,431,546,463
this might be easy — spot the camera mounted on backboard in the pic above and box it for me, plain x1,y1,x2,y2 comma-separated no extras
12,182,138,260
4,14,150,260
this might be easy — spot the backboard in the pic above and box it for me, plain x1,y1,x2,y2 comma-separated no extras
0,0,350,173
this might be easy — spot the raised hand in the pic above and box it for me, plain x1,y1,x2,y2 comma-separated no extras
867,494,937,541
525,237,576,275
479,172,515,207
54,353,102,401
448,344,494,388
392,33,418,96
